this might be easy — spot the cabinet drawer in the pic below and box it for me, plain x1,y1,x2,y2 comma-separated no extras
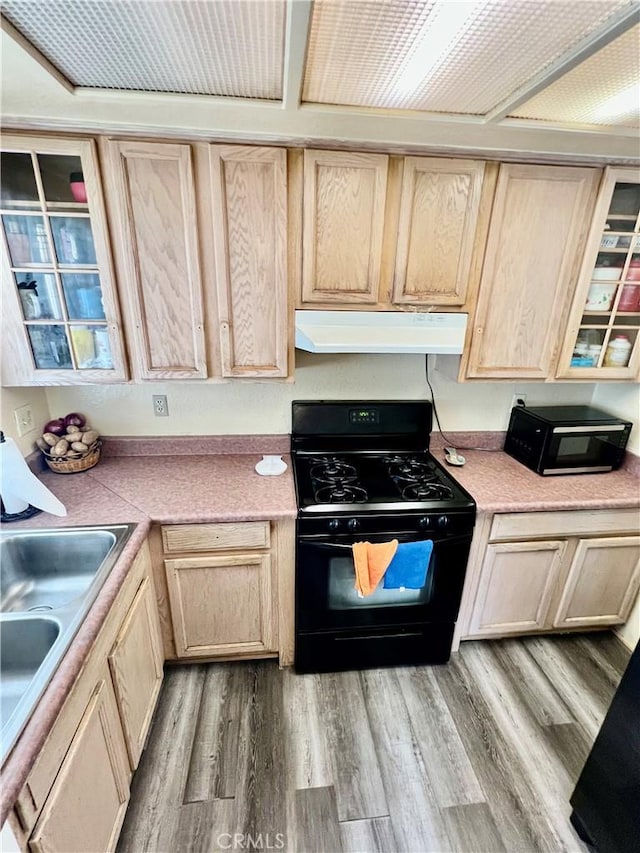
161,522,270,554
490,508,639,542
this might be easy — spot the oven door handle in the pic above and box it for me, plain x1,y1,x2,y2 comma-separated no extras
300,534,471,550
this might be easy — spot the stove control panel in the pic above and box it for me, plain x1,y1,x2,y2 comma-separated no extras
300,512,475,538
349,408,379,425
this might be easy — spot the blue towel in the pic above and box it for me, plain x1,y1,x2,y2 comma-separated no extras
383,540,434,589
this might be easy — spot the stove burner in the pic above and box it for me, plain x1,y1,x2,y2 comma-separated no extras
388,460,435,481
310,462,358,483
314,484,368,504
402,482,454,501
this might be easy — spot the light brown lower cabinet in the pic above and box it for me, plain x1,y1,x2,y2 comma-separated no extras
9,541,163,853
28,669,130,853
461,509,640,641
165,551,276,657
468,540,566,637
108,576,164,768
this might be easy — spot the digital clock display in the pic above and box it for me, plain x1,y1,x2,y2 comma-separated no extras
349,408,379,424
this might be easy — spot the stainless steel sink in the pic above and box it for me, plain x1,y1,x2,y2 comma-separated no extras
1,529,118,613
1,618,61,727
0,524,136,761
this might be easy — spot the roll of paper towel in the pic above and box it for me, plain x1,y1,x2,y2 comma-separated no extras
0,434,66,516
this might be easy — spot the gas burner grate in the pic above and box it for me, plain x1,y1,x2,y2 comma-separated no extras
310,457,358,483
314,484,368,504
401,482,454,502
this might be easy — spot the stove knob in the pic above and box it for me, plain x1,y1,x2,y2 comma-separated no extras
347,518,361,532
327,519,342,532
437,515,449,530
418,516,432,530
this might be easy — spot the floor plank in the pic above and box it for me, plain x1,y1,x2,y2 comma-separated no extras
283,669,333,791
295,787,342,853
463,643,585,851
396,665,485,808
175,799,235,853
361,668,449,852
117,665,206,853
524,637,613,741
435,656,559,853
232,663,288,841
490,639,575,726
318,670,388,822
184,664,232,803
542,722,592,782
441,802,507,853
339,817,397,853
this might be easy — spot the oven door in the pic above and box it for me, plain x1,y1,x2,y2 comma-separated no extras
543,425,628,474
296,530,472,632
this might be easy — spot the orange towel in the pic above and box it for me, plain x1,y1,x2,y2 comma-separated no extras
352,540,399,597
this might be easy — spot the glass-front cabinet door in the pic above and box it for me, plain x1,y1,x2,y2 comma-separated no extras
557,167,640,380
1,135,127,383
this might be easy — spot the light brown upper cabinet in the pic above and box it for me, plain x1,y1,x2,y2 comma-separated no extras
392,157,486,306
1,134,128,385
102,140,208,380
463,163,600,380
301,150,389,305
556,167,640,381
209,146,289,377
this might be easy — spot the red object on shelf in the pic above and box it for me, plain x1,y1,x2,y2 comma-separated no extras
618,283,640,312
69,172,87,203
626,258,640,282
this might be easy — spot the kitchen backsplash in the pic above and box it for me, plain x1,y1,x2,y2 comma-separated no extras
6,352,637,455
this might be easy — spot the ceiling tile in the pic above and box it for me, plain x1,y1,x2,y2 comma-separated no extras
303,0,635,116
1,0,286,98
510,23,640,127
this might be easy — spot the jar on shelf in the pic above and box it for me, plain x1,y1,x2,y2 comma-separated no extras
603,334,632,367
592,259,623,280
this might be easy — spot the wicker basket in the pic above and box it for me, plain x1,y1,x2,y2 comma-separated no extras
44,442,102,474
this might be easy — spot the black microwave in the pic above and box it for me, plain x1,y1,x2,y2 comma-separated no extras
504,405,632,476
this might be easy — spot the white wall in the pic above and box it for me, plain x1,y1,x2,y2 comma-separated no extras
592,383,640,455
0,387,50,456
44,352,597,436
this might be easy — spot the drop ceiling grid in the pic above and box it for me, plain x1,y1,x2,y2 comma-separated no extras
1,0,286,98
303,0,635,116
510,23,640,127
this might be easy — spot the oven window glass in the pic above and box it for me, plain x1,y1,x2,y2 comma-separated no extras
327,554,432,610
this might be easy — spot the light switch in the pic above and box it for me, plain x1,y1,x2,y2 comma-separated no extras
14,403,34,437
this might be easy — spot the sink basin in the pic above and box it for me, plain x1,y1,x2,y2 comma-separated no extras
0,618,61,726
0,524,136,761
1,529,118,613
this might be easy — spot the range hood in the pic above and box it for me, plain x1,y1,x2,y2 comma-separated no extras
295,311,467,354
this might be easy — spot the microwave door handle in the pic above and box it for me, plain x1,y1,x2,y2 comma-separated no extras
553,425,626,433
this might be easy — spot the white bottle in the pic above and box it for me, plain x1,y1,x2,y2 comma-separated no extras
603,335,632,367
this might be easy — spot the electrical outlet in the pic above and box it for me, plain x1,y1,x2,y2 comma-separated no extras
152,395,169,417
510,392,528,410
14,403,34,437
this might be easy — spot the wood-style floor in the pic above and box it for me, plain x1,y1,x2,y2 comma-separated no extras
117,633,630,853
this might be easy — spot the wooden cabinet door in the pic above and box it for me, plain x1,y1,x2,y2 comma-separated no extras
165,552,275,657
1,134,128,385
210,146,289,377
108,576,164,770
468,540,565,637
302,150,388,305
392,157,485,306
465,163,599,379
554,536,640,628
29,670,130,853
103,140,207,379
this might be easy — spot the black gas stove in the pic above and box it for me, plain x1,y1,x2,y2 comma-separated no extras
291,401,476,673
294,450,473,513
